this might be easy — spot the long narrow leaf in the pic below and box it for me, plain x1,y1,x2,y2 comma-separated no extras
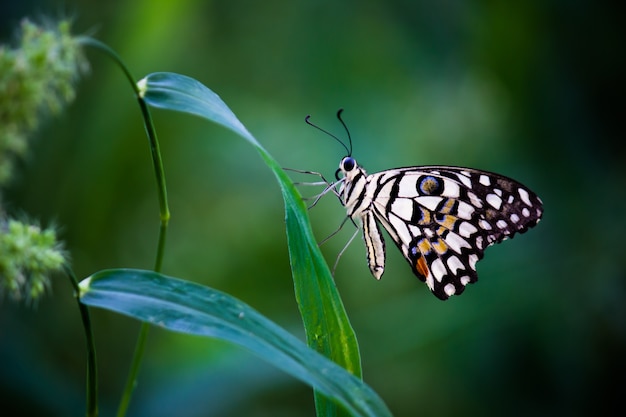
139,72,364,414
138,72,258,146
79,269,391,417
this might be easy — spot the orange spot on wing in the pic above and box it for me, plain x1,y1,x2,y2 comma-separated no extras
417,239,431,254
413,238,432,281
415,255,429,280
440,198,456,214
439,214,457,229
432,238,448,255
417,208,431,226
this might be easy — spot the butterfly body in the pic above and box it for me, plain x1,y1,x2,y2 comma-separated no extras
336,156,543,300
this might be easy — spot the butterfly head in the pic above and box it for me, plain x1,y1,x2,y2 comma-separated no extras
336,156,358,181
304,109,359,181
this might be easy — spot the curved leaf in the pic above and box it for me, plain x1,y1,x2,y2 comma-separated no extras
138,72,363,415
137,72,257,146
79,269,391,417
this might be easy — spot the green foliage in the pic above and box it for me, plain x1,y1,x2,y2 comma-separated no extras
0,20,383,416
0,19,87,185
0,20,83,303
0,218,64,301
80,269,391,417
138,72,365,416
4,3,623,416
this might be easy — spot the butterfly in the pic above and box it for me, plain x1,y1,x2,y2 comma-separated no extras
305,109,543,300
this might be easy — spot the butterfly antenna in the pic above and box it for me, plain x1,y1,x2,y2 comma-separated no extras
336,108,353,156
305,113,351,156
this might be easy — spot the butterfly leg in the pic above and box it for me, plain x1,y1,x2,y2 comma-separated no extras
305,182,342,209
319,216,351,246
283,167,342,208
332,226,360,276
315,216,360,276
283,167,333,186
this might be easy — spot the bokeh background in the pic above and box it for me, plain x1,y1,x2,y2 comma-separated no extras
1,0,625,416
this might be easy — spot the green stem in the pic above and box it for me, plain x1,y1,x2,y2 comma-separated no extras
115,323,150,417
65,264,98,417
77,37,139,94
154,219,169,273
137,96,171,240
81,37,170,417
79,38,171,263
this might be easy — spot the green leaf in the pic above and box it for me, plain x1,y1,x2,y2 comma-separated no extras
137,72,257,146
79,269,391,417
138,72,364,416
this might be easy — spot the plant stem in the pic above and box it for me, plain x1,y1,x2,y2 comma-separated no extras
115,322,150,417
77,37,138,94
66,264,98,417
137,95,171,239
81,37,170,417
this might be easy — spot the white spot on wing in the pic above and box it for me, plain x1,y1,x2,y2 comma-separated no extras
373,181,395,203
460,276,471,286
459,221,478,237
444,231,471,253
425,271,434,291
479,175,490,186
468,192,483,208
444,283,456,296
443,180,460,197
510,213,520,223
496,219,508,229
456,201,475,220
468,254,479,270
522,207,530,217
390,199,414,221
486,193,502,209
397,175,417,197
457,173,472,188
431,258,446,282
518,188,532,206
418,196,442,211
408,225,422,237
447,255,464,273
389,215,412,244
479,220,492,230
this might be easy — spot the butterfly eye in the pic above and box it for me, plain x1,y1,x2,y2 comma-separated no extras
341,157,356,172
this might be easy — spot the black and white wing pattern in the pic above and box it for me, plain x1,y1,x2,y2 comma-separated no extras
337,156,543,300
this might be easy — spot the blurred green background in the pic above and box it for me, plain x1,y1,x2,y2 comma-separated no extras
1,0,625,416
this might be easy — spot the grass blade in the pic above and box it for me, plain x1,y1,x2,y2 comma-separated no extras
138,72,365,415
80,269,391,417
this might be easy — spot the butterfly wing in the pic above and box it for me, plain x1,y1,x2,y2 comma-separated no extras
365,166,543,300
